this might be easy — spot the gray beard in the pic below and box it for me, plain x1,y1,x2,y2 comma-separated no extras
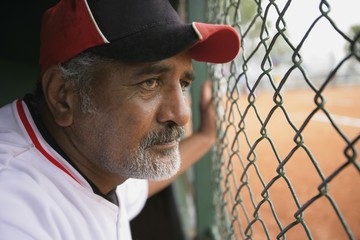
126,143,181,181
100,125,184,181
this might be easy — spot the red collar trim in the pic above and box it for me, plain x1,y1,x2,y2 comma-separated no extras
16,100,82,185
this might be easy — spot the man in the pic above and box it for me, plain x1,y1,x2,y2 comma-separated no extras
0,0,240,239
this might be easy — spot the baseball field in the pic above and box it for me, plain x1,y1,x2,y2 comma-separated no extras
219,84,360,239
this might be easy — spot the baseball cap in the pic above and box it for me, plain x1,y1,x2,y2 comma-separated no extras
40,0,241,72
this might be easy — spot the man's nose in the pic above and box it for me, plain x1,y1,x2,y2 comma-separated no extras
157,85,191,127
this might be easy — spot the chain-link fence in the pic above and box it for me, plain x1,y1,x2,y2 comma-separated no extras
207,0,360,239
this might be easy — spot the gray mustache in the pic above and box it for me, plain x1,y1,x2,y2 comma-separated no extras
141,126,185,148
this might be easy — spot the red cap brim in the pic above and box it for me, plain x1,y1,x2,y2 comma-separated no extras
189,22,241,63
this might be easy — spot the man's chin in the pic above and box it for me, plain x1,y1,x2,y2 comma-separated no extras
124,147,181,180
144,153,181,181
150,160,180,180
149,167,180,181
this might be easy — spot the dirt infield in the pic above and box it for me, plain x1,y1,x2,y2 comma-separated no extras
220,85,360,239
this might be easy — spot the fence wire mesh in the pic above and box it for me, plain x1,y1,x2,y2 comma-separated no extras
207,0,360,239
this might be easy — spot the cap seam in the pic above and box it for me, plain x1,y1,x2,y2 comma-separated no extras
192,22,203,40
84,0,109,43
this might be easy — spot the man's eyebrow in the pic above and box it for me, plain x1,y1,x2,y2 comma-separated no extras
133,63,195,81
134,64,171,76
184,71,195,82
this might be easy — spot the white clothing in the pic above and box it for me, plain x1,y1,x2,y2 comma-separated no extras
0,100,148,240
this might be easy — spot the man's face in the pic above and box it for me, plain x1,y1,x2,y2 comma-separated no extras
70,52,193,181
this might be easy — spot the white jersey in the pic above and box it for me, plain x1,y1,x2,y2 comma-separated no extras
0,100,148,240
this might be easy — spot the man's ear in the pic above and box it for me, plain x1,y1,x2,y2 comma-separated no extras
41,66,76,127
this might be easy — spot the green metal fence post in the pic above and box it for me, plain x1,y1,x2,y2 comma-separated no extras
188,1,214,239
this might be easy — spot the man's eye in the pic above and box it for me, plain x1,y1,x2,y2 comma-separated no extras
180,80,191,92
140,79,160,90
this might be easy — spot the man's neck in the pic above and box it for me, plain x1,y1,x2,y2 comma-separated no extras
24,95,126,202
